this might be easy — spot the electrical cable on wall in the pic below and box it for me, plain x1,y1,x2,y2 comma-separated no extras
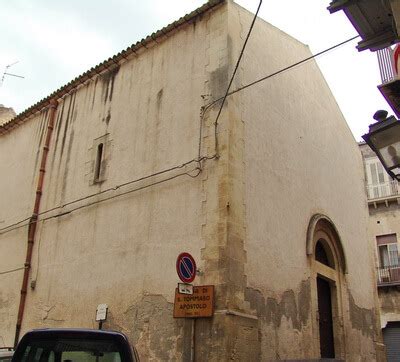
0,0,265,238
0,266,27,275
199,34,358,158
0,158,207,236
0,34,360,241
212,0,263,156
205,34,359,112
0,1,268,281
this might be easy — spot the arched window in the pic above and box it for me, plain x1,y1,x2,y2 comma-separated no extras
315,240,334,268
307,214,347,273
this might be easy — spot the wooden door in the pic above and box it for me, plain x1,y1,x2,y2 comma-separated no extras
317,276,335,358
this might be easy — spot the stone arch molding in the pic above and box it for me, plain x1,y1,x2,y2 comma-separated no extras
306,214,347,274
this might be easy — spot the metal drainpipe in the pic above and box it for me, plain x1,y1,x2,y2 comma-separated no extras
14,99,58,348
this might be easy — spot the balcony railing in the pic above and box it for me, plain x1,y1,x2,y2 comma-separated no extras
377,264,400,286
377,47,397,84
366,180,400,200
377,46,400,119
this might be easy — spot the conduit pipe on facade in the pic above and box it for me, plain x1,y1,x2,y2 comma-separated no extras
14,99,58,348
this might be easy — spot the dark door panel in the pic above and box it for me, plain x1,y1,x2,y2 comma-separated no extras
317,277,335,358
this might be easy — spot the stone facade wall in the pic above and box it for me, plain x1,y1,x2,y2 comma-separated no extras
0,1,383,360
0,5,226,359
232,3,381,360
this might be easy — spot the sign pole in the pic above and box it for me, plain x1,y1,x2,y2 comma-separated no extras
191,318,196,362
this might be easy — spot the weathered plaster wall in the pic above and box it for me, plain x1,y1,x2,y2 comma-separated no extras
230,2,380,360
0,110,49,346
0,4,228,359
379,288,400,326
0,1,383,360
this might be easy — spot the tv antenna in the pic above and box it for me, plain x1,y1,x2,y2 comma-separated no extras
1,61,24,86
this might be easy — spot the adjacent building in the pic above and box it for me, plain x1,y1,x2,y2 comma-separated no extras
0,105,16,126
0,1,384,360
360,142,400,360
359,40,400,362
328,0,400,52
330,1,400,360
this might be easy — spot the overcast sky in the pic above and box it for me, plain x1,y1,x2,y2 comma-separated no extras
0,0,391,140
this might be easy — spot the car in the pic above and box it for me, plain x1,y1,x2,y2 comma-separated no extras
0,348,14,362
12,328,139,361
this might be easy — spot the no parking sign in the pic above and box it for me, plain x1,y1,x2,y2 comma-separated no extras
176,252,196,283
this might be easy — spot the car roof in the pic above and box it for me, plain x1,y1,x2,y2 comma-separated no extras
14,329,138,361
23,328,126,337
0,350,13,357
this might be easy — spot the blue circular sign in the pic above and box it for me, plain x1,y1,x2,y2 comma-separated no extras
176,252,196,283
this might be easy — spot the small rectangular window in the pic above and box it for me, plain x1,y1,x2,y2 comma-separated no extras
90,134,109,185
377,163,385,183
94,142,104,182
370,163,378,184
377,234,399,267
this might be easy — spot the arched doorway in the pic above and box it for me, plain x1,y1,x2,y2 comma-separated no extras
307,214,347,359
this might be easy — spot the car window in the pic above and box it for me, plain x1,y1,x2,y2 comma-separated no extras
62,351,121,361
19,340,123,362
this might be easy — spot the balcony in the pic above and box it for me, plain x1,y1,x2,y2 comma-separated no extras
377,46,400,118
377,264,400,286
328,0,399,52
366,180,400,204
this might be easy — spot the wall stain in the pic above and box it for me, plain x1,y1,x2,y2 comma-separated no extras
156,88,163,110
33,111,49,173
117,295,184,361
53,101,65,152
54,95,74,200
49,101,65,185
60,93,76,160
101,65,120,104
0,292,10,309
102,109,111,125
60,128,74,202
378,288,400,313
38,111,48,145
245,279,311,331
71,97,78,125
209,64,228,104
42,305,65,323
70,92,77,124
348,292,375,339
91,78,98,110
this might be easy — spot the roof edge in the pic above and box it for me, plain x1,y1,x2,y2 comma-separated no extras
0,0,225,136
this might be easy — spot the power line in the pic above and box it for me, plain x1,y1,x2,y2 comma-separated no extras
0,155,215,236
0,266,27,275
204,34,360,111
0,166,202,275
213,0,263,156
0,35,359,237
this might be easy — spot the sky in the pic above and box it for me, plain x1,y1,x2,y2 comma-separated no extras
0,0,391,141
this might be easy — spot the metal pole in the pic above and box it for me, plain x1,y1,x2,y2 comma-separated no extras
191,318,196,362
